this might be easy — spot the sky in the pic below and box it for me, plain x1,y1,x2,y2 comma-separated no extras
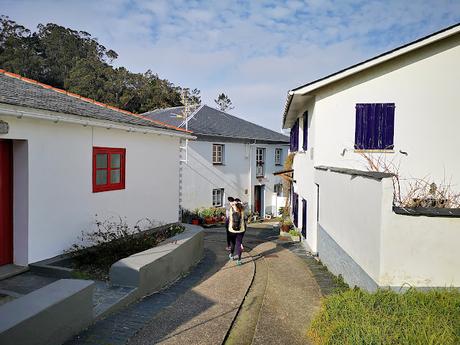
2,0,460,132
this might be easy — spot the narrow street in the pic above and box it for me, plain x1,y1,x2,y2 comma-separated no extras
66,224,339,345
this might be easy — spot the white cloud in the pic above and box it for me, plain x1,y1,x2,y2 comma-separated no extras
2,0,460,131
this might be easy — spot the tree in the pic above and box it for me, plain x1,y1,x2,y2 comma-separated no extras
214,93,234,112
0,16,199,114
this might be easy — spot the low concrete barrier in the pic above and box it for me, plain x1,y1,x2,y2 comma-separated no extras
110,224,204,296
0,279,94,345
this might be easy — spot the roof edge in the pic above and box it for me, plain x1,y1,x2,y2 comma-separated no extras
0,69,191,134
291,22,460,95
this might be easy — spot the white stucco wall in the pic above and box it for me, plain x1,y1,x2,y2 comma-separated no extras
291,33,460,252
315,168,383,283
1,113,181,264
180,139,288,215
292,105,318,251
316,168,460,289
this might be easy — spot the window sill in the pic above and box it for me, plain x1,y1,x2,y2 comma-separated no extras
213,163,225,166
354,149,395,153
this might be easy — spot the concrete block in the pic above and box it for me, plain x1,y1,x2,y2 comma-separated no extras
110,224,204,296
0,279,94,345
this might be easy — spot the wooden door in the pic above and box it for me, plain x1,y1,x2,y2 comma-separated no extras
254,186,261,214
0,140,13,266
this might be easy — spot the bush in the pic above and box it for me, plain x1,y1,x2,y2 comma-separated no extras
67,217,185,280
289,229,300,237
308,288,460,345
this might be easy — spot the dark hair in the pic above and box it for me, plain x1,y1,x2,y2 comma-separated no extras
234,198,241,202
228,197,235,202
236,203,244,213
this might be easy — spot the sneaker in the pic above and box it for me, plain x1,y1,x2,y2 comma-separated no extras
236,260,242,266
228,253,233,260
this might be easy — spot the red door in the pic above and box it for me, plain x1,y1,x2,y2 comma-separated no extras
0,140,13,266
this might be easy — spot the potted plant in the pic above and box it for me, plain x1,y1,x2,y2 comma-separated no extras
281,217,293,233
288,228,301,242
189,208,200,225
200,208,215,224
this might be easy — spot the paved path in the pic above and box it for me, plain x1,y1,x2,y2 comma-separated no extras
66,224,339,345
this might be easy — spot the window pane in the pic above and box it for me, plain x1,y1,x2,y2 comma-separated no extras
96,154,108,168
111,154,121,168
96,170,107,185
111,169,120,184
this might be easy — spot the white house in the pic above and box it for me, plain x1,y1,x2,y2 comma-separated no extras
282,23,460,290
144,105,289,217
0,69,193,267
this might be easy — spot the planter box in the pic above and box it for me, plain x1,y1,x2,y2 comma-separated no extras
110,224,204,297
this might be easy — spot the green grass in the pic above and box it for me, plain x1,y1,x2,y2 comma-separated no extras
308,288,460,345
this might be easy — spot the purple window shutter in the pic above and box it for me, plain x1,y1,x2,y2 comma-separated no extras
355,104,364,149
301,198,307,238
302,112,308,150
290,119,299,152
293,192,298,227
355,103,395,149
382,103,395,149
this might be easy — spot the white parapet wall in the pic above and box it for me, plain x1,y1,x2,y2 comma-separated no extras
315,166,460,290
110,224,204,297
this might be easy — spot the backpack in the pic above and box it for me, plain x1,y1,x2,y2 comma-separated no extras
231,210,242,230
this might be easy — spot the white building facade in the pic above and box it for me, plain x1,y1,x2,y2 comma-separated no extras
144,105,289,216
0,71,192,265
283,24,460,289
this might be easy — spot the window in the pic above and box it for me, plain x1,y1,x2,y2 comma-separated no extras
93,147,126,193
212,144,224,164
302,111,308,150
212,188,224,206
355,103,395,150
275,148,282,166
290,119,299,152
256,147,265,177
274,183,283,197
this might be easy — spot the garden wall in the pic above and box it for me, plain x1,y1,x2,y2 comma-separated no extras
315,166,460,290
110,224,204,296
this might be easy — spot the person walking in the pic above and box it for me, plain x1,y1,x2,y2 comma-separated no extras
225,197,235,251
228,201,246,266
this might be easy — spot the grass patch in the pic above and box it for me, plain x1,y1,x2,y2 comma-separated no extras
308,288,460,345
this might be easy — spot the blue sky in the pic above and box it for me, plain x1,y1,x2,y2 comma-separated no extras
2,0,460,131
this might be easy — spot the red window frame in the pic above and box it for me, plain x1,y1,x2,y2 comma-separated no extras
92,147,126,193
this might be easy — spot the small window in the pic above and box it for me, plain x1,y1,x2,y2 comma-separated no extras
355,103,395,150
274,183,283,197
212,188,224,206
93,147,126,193
212,144,224,164
256,147,265,177
275,148,282,165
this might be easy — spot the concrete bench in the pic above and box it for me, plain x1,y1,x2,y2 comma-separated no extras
110,224,204,296
0,279,94,345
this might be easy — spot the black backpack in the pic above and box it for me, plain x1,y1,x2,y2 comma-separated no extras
231,210,241,230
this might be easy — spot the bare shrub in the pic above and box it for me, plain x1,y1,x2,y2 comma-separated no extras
359,152,460,208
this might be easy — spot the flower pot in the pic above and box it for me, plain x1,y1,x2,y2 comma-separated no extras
191,219,200,225
281,224,290,232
